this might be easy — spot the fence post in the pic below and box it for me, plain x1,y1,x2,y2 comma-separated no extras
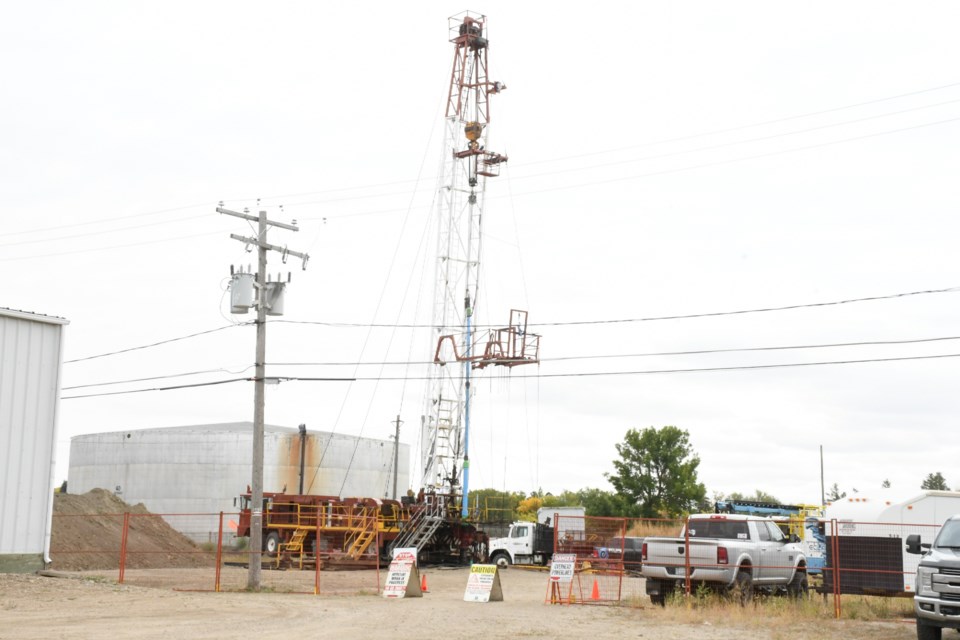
314,503,322,596
375,526,381,596
831,518,841,619
684,516,691,597
118,512,130,584
215,512,224,593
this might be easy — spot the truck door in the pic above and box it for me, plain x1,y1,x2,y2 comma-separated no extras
757,520,791,583
511,524,530,557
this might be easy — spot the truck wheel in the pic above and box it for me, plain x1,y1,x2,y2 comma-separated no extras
646,579,667,607
786,570,808,599
916,619,942,640
264,532,281,557
732,570,753,606
492,552,511,568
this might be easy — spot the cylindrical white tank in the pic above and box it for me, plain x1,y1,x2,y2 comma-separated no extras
67,423,409,542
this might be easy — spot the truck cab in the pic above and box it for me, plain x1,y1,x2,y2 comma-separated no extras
488,521,554,567
907,514,960,640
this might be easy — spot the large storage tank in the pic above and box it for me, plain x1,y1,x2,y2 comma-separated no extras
68,423,409,542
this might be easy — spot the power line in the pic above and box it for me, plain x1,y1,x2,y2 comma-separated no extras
514,80,960,168
204,81,960,211
61,334,960,390
265,335,960,367
509,98,960,183
58,351,960,398
500,114,960,201
9,80,950,243
64,323,252,364
60,377,250,400
0,212,212,248
535,285,960,326
59,285,960,366
341,352,960,379
0,202,214,238
61,366,253,390
0,228,232,263
509,352,960,379
268,285,960,329
20,104,957,265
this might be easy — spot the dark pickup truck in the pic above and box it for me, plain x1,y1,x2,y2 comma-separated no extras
593,536,644,574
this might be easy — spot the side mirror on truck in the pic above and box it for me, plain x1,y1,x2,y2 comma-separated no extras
905,534,931,555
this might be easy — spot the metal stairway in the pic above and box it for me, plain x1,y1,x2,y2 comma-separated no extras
391,502,445,554
276,528,310,569
346,513,378,560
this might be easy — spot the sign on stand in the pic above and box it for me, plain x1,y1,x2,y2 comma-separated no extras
382,547,422,599
463,564,503,602
546,553,577,604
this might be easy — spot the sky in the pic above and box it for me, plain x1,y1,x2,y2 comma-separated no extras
3,2,960,507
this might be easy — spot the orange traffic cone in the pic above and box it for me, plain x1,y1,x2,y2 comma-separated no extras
591,579,600,600
421,573,429,593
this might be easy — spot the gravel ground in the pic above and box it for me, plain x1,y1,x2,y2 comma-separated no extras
0,566,917,640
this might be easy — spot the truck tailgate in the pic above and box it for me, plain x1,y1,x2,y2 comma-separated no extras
645,537,721,568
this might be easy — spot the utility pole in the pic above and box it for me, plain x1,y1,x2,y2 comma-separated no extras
392,415,402,500
820,445,826,507
219,204,308,591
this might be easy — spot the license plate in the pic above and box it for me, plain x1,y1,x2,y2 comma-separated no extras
676,567,686,577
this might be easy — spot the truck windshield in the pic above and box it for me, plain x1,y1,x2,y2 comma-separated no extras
688,520,750,540
935,520,960,548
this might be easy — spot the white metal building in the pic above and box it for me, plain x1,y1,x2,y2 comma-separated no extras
68,422,409,542
0,308,68,572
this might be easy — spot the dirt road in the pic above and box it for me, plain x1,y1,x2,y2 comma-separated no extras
0,567,915,640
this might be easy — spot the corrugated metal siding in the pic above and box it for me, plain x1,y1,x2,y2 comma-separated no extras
0,313,63,556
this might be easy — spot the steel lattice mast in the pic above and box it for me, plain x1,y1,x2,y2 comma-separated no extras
419,12,508,510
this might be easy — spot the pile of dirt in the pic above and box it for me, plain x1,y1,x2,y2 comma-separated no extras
51,489,212,571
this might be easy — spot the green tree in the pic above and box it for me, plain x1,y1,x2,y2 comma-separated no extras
826,483,846,502
724,489,781,504
606,426,707,518
922,472,950,490
467,488,526,522
575,487,641,518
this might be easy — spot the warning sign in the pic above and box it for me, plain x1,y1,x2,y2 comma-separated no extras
463,564,503,603
382,547,422,599
549,553,576,584
546,553,577,604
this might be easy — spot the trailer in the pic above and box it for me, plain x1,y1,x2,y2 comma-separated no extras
235,489,488,568
820,490,960,596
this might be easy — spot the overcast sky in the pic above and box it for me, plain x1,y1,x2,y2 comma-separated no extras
3,2,960,507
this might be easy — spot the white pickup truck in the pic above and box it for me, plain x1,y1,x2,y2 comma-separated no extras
906,514,960,640
641,513,808,605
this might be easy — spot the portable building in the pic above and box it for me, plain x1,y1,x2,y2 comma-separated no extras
0,308,68,572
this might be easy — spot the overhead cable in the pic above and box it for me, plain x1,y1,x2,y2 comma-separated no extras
59,352,960,399
64,323,253,364
268,285,960,329
265,334,960,367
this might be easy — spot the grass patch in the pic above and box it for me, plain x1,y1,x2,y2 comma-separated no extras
649,587,913,624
